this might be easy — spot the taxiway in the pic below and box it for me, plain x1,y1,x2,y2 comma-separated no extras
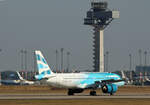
0,93,150,99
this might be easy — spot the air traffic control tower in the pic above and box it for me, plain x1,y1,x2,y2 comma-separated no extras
84,1,119,72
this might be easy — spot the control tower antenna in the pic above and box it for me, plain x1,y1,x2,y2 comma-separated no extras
84,1,119,72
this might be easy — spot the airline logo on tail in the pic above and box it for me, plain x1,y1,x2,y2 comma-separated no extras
35,51,53,80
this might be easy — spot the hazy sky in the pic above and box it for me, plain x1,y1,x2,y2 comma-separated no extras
0,0,150,72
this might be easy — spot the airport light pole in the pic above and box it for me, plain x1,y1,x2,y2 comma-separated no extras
144,51,147,66
61,48,64,72
56,50,59,72
24,49,27,71
104,54,106,72
105,51,109,72
67,51,70,73
129,54,132,71
33,51,37,74
20,49,24,71
20,49,28,79
139,49,142,66
128,54,132,81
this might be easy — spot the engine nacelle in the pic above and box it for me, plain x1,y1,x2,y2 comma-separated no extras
102,84,118,94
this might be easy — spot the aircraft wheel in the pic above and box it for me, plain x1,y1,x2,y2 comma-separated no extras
110,92,114,96
90,91,96,96
68,90,74,96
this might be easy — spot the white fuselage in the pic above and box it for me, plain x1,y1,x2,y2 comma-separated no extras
44,72,124,89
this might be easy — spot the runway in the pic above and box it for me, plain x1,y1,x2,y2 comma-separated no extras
0,93,150,99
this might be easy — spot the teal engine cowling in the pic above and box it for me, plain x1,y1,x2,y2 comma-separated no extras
102,84,118,94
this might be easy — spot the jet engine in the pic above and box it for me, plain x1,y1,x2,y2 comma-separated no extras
102,84,118,95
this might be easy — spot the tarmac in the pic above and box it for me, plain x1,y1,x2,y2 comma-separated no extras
0,93,150,99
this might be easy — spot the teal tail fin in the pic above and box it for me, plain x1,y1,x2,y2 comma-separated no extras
35,50,54,80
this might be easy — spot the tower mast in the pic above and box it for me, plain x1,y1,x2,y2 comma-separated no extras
84,1,119,72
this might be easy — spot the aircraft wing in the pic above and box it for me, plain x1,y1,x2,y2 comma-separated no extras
86,79,124,89
101,79,124,84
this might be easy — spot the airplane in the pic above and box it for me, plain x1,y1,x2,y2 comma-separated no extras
35,50,125,96
0,71,34,85
17,72,34,85
121,71,130,84
0,72,21,85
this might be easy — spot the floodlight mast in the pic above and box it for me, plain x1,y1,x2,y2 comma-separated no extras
84,1,119,72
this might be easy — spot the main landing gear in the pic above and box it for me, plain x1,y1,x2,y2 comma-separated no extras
67,89,84,96
110,93,113,96
90,90,97,96
68,89,74,96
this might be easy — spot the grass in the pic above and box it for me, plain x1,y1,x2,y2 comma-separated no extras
0,99,150,105
0,86,150,105
0,85,150,94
